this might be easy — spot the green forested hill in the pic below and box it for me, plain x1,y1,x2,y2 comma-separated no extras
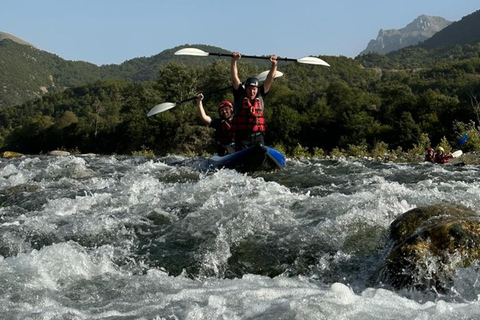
1,50,480,157
0,39,102,108
0,40,236,109
420,10,480,50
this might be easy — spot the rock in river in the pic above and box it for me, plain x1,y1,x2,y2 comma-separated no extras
378,204,480,292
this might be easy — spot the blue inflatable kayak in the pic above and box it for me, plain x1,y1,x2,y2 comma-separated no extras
207,144,286,172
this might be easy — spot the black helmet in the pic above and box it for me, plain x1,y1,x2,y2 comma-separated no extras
244,77,259,87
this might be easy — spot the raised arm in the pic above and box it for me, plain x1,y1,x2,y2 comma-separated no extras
196,93,212,125
231,52,242,90
263,54,278,94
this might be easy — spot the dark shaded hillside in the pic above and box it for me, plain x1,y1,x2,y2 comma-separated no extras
0,39,102,108
357,43,480,70
0,40,240,109
420,10,480,50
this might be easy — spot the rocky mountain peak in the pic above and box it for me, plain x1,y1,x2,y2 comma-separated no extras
359,15,452,56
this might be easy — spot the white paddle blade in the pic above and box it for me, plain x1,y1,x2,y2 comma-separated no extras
452,150,463,158
297,56,330,66
174,48,209,56
147,103,176,117
256,70,284,82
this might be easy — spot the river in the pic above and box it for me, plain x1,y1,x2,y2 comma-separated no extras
1,154,479,319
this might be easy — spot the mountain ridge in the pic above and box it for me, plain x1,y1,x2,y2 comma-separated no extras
420,9,480,49
0,31,35,48
359,15,452,55
2,7,480,110
0,37,234,109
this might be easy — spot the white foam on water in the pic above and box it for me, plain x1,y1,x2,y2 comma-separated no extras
102,273,480,319
0,242,118,290
41,194,103,217
3,156,480,318
0,162,34,186
0,242,126,318
3,249,480,320
40,156,96,180
164,169,309,278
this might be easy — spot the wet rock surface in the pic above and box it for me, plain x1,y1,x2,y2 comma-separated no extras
379,204,480,292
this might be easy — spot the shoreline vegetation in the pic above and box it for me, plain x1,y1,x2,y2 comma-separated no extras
3,52,480,161
1,145,476,165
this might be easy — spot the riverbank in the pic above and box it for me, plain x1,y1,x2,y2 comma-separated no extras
2,149,478,165
316,151,477,165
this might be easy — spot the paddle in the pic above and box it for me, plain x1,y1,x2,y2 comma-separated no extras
452,150,463,158
456,133,468,147
175,47,330,67
147,70,284,117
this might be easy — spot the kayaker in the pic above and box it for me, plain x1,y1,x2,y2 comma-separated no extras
231,52,278,150
196,93,235,156
434,146,453,164
424,147,435,163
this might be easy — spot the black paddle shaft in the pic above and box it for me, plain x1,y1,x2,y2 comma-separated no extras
177,86,231,105
207,51,296,62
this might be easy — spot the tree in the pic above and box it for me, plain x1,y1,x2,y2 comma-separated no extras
395,111,421,149
267,104,303,148
5,115,54,153
55,110,78,130
157,62,200,103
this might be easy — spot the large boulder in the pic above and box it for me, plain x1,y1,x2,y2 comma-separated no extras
378,204,480,292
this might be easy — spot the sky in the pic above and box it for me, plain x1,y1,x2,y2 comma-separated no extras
1,0,479,66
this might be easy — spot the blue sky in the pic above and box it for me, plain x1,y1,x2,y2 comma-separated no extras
1,0,478,66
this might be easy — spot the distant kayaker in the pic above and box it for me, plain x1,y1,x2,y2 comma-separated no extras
196,93,235,156
424,147,435,163
434,146,453,164
231,52,278,150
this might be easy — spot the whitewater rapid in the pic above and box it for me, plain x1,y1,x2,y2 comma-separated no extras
1,155,480,319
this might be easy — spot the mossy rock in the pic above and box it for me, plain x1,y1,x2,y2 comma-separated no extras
379,204,480,291
389,205,477,243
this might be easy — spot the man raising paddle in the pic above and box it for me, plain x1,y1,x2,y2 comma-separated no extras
197,93,235,156
231,52,278,150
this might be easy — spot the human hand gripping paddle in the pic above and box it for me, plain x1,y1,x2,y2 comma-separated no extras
174,48,330,66
147,70,284,117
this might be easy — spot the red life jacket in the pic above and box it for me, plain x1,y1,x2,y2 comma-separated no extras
424,154,435,163
216,120,234,145
434,152,450,164
233,98,266,133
